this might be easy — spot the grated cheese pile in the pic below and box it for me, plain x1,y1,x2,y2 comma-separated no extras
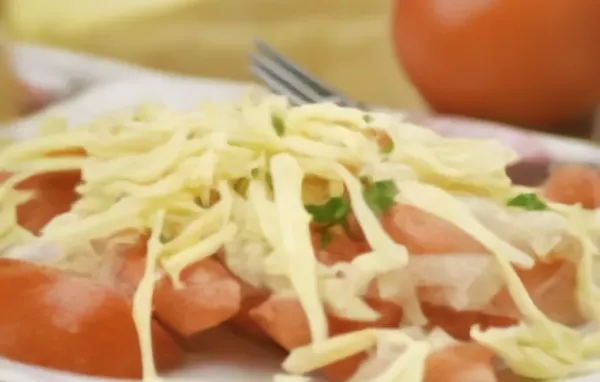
2,92,600,382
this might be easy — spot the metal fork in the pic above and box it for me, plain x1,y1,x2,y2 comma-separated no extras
249,39,368,109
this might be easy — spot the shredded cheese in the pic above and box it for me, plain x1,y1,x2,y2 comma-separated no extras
283,329,378,374
334,163,406,265
132,210,166,382
395,181,534,268
393,182,595,380
1,93,599,382
270,153,328,345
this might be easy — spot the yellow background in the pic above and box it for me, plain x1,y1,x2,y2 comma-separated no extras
0,0,427,123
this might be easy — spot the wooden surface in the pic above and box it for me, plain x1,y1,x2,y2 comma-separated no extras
0,0,426,112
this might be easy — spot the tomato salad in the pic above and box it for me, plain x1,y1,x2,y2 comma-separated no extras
1,95,600,382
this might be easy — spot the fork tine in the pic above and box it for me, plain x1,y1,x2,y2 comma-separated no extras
250,54,325,104
251,40,368,109
250,58,312,106
254,40,340,98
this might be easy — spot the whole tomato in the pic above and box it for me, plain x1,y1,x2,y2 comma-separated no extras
392,0,600,133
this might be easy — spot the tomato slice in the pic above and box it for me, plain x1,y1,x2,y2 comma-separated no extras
1,148,85,235
311,228,371,266
380,204,486,255
249,296,403,348
422,304,517,341
250,296,402,381
107,236,243,337
228,282,272,342
154,258,242,336
424,343,497,382
321,353,368,382
485,259,583,327
325,342,498,382
543,165,600,209
0,258,182,378
0,170,81,235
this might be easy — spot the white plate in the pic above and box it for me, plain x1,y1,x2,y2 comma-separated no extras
2,78,600,382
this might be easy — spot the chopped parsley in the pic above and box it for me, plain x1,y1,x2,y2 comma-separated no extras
305,197,351,226
305,179,398,247
363,114,374,123
363,180,398,215
506,193,548,211
272,114,286,136
305,197,352,249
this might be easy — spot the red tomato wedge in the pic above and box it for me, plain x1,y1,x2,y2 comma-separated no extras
249,296,402,351
0,170,81,235
422,304,517,341
107,236,242,337
320,299,403,382
311,229,371,266
424,343,497,382
0,258,182,378
250,296,402,382
485,259,583,326
0,149,85,235
325,342,498,382
321,353,369,382
543,164,600,209
228,282,272,342
154,259,242,337
380,204,486,255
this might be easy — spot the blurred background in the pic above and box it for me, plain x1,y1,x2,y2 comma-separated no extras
0,0,598,139
0,0,425,121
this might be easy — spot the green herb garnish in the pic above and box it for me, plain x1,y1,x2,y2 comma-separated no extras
306,179,398,244
363,180,398,215
363,114,374,123
320,230,333,249
272,114,286,136
305,197,351,226
506,193,548,211
306,197,352,248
